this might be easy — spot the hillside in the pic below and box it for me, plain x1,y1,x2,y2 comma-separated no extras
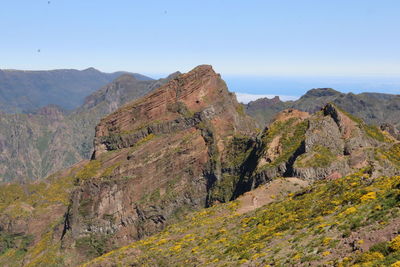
0,65,398,266
1,75,399,183
0,73,175,182
84,172,400,267
0,68,151,113
245,88,400,132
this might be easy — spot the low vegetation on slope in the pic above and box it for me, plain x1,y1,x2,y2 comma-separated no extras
84,170,400,266
0,66,399,267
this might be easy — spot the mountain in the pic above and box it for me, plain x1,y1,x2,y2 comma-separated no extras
80,102,400,266
2,79,398,183
0,68,151,113
84,172,400,267
66,65,256,251
0,65,398,266
0,73,175,182
245,88,400,131
244,95,287,128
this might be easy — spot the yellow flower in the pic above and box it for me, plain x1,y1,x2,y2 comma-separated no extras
341,206,357,216
359,251,384,262
323,237,332,245
169,244,182,252
322,251,331,256
360,192,377,202
390,235,400,251
156,238,167,245
292,253,301,260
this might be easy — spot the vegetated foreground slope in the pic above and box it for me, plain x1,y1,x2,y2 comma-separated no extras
246,88,400,133
0,65,398,267
0,65,257,266
0,67,150,113
84,172,400,267
0,73,176,182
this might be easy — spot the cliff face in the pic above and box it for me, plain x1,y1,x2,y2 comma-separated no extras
93,65,254,157
223,104,398,198
65,67,398,259
2,83,398,183
246,88,400,131
84,173,400,267
64,65,257,254
75,98,400,267
0,65,398,266
0,74,171,182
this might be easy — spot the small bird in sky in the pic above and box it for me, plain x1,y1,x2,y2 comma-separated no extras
48,1,51,4
164,10,167,14
37,49,41,53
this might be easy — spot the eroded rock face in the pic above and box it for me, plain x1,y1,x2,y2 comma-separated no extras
0,66,399,266
381,123,400,140
231,103,399,192
92,65,254,157
0,73,171,183
246,88,400,130
65,65,257,250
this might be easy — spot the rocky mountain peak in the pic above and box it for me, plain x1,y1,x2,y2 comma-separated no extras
114,73,138,81
247,96,282,109
303,88,342,98
165,71,182,80
82,67,100,73
0,68,399,266
93,64,255,158
322,103,357,138
51,65,259,251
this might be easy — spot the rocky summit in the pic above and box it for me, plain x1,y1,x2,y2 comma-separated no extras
246,88,400,131
65,65,257,252
0,65,399,266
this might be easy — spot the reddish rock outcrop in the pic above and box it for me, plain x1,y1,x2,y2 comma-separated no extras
64,65,257,252
0,66,399,266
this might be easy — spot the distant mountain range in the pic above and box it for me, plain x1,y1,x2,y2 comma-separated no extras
0,67,151,113
0,65,398,266
246,88,400,131
0,71,179,182
0,69,399,184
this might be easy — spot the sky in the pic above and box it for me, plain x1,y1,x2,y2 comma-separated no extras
1,0,400,100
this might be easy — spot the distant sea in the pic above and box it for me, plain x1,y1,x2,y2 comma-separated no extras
147,73,400,103
222,75,400,103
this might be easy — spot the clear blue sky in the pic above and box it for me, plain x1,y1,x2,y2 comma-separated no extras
1,0,400,96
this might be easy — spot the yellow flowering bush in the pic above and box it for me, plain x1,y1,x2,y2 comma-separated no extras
322,251,331,256
390,235,400,251
360,192,377,202
358,252,384,262
342,206,357,216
